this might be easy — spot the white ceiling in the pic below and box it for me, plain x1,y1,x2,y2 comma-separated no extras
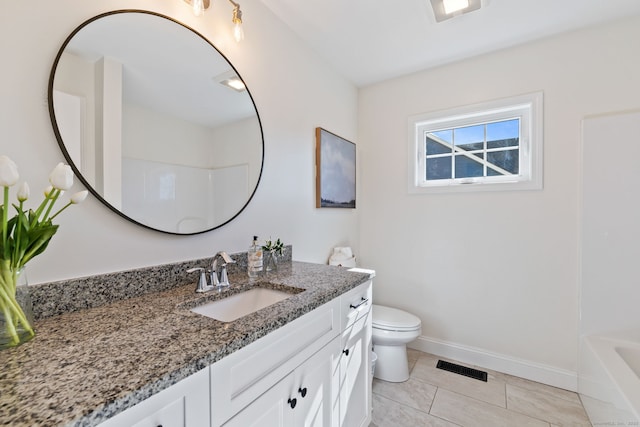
259,0,640,87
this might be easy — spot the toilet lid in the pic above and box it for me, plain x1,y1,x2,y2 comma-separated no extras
372,304,421,331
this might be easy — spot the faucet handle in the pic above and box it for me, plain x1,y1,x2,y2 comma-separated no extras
218,264,230,287
218,251,235,264
210,267,220,287
187,267,212,293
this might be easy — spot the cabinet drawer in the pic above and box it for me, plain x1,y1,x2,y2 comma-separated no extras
211,298,340,426
340,280,372,332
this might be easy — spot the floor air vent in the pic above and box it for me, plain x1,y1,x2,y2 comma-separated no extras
436,360,488,382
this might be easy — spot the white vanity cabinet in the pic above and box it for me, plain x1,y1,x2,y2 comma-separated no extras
99,279,372,427
211,279,373,427
98,367,210,427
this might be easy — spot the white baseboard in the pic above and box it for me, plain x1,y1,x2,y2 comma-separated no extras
408,335,578,392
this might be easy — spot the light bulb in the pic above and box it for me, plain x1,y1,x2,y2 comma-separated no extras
443,0,469,14
224,78,246,91
192,0,205,17
231,3,244,42
233,22,244,42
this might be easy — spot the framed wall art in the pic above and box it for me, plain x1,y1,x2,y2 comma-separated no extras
315,127,356,208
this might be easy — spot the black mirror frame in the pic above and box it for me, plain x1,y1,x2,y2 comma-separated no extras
47,9,264,235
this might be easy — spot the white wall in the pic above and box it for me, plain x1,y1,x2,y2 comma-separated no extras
358,16,640,388
0,0,359,283
581,111,640,337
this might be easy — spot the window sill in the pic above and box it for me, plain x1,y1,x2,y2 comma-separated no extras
408,177,543,194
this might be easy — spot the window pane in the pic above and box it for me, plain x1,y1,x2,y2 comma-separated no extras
454,124,484,151
487,119,519,149
455,154,484,178
487,149,519,175
426,130,452,155
426,157,452,180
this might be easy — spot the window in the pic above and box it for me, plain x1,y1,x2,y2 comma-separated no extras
409,92,543,193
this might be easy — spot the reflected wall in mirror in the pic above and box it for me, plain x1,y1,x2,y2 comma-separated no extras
49,10,263,234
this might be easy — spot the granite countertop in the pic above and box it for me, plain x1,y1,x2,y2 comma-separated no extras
0,261,371,426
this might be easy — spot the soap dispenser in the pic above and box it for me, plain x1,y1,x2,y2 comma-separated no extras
248,235,263,277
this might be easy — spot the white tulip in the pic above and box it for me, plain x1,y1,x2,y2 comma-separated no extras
17,182,29,202
49,163,73,191
0,155,19,187
44,185,54,198
70,190,88,204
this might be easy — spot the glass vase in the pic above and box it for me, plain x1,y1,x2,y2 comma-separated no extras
265,251,278,272
0,266,35,350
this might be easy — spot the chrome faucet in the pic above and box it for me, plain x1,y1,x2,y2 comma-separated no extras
186,251,236,293
187,267,214,293
211,251,235,288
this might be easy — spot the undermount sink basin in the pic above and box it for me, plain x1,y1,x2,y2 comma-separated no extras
190,287,295,322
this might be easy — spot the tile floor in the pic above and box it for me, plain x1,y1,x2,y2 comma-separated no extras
370,349,594,427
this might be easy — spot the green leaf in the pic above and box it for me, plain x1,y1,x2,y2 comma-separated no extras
19,223,58,267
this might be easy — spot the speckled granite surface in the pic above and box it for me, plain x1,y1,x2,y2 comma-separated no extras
30,246,292,320
0,259,369,426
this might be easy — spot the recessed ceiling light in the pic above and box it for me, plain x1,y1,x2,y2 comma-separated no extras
214,70,246,92
222,77,246,92
443,0,469,14
430,0,482,22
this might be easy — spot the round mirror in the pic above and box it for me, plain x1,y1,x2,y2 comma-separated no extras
48,10,263,234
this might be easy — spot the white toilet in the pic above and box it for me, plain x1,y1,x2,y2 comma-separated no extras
372,304,422,382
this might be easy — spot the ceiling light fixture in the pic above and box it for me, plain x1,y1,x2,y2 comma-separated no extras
229,0,244,42
184,0,209,17
430,0,481,22
222,77,246,92
215,70,246,92
443,0,469,14
182,0,245,42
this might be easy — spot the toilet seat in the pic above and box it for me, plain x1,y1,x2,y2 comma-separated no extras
372,304,421,332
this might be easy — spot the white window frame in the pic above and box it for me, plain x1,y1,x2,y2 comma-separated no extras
408,92,543,193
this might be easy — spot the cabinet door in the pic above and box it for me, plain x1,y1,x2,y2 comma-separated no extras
293,336,340,427
222,373,295,427
99,368,210,427
222,337,340,427
339,308,372,427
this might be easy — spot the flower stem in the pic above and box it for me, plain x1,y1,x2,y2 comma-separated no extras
0,301,19,345
49,201,72,221
0,260,14,294
41,189,60,223
2,186,8,260
13,200,24,269
0,273,34,346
